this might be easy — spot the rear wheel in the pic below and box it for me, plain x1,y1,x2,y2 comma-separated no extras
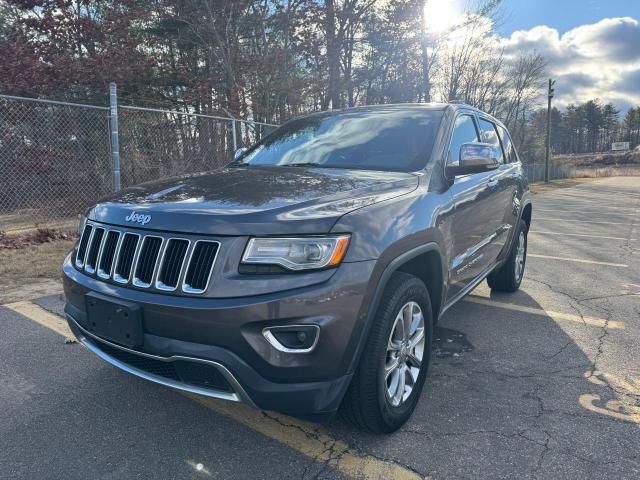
341,272,432,433
487,219,528,292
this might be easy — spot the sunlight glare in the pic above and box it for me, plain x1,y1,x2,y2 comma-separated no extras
423,0,463,34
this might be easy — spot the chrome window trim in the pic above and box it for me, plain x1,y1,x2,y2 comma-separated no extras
155,238,191,292
84,227,105,274
113,232,141,284
97,230,122,280
67,314,256,407
132,235,164,288
262,325,321,354
181,240,221,294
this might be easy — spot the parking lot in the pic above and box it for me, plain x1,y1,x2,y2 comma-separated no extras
1,177,638,479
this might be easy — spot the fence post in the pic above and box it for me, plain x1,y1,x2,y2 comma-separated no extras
109,82,121,192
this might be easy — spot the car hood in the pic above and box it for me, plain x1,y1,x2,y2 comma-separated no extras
88,166,419,235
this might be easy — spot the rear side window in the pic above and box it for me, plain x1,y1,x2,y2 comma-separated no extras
477,118,505,164
497,125,519,163
448,115,479,164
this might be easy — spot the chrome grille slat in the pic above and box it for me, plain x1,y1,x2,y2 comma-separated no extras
113,233,140,284
182,240,220,294
84,227,105,274
97,230,121,279
75,224,93,268
156,239,190,291
76,221,219,295
132,236,163,288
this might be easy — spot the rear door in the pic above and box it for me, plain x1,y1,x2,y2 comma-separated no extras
445,113,504,301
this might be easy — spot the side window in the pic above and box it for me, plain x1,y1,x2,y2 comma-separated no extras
477,118,505,164
497,125,519,163
448,115,479,164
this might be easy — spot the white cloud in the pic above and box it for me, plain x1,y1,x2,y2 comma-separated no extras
497,17,640,111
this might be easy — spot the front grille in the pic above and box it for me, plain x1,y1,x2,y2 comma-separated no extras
97,231,120,278
84,227,105,273
91,339,232,392
157,239,189,290
114,233,139,283
75,224,93,267
183,241,219,293
133,236,163,287
74,221,220,295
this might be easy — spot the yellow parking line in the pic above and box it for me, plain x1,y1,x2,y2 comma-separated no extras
464,296,625,329
5,301,74,339
534,208,638,216
535,217,630,226
529,231,636,241
536,204,638,212
527,254,628,268
190,395,426,480
8,301,428,480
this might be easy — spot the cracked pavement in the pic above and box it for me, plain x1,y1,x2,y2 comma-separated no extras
1,177,639,479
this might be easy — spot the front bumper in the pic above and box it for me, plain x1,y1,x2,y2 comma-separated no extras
63,257,376,419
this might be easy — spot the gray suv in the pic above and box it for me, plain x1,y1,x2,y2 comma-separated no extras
63,103,532,433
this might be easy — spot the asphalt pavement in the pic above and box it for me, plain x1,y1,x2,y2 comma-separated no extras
1,176,638,479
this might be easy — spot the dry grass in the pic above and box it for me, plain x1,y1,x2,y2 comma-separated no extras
0,211,78,235
0,239,74,304
574,166,640,178
529,177,600,194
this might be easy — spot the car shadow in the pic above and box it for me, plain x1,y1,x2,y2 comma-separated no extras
323,285,640,477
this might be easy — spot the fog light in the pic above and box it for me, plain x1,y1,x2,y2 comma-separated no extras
263,325,320,353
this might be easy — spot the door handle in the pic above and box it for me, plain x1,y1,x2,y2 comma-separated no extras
487,177,498,187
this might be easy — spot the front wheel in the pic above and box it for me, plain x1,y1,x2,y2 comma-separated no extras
487,218,528,292
341,272,433,433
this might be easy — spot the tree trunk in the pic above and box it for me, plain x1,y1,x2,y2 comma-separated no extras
325,0,340,110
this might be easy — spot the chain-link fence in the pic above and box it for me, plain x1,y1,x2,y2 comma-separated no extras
3,91,637,234
0,91,276,234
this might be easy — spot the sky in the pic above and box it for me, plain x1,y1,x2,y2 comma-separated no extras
493,0,640,112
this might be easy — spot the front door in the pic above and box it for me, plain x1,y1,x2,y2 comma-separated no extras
445,114,506,302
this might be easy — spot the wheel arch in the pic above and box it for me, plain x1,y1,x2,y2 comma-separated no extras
521,201,532,230
346,242,446,375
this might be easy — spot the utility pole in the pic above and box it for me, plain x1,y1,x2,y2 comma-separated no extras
545,78,555,183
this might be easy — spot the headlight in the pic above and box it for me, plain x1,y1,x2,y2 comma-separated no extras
241,235,350,271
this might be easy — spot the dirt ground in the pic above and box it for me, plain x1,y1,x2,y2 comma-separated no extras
0,239,74,304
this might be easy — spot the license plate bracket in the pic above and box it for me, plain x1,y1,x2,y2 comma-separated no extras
85,292,143,348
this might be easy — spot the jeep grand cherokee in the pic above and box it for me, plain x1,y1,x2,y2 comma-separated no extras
63,103,532,433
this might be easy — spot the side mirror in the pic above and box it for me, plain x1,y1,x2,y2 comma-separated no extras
234,147,248,160
446,143,500,178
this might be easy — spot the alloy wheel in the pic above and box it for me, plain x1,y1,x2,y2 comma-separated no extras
384,301,425,407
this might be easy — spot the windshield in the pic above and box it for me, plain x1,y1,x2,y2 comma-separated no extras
235,109,443,172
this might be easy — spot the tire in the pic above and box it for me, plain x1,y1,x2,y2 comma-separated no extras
487,219,528,292
341,272,433,433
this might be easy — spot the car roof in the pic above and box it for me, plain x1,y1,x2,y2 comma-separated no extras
285,102,507,130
